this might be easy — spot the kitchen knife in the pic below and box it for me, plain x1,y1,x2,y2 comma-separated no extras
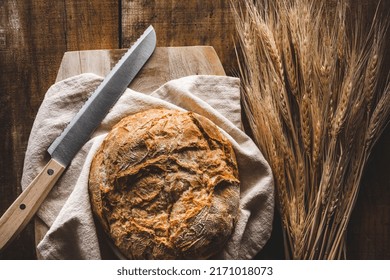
0,25,156,251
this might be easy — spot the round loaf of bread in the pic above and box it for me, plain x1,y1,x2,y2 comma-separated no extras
88,108,240,259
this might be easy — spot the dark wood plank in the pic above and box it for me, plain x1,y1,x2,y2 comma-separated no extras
344,0,390,260
0,0,67,260
121,0,237,75
64,1,120,51
0,0,389,260
347,127,390,259
0,0,119,260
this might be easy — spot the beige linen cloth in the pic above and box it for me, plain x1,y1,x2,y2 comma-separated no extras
21,73,274,259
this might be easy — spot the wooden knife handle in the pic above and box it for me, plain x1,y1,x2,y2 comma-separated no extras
0,158,65,251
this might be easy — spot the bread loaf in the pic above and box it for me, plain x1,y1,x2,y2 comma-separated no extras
88,108,240,259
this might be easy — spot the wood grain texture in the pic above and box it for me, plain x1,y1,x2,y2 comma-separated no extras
121,0,238,75
345,0,390,260
0,0,66,260
55,47,225,91
0,0,119,260
347,127,390,259
0,159,65,251
0,0,389,260
63,1,120,51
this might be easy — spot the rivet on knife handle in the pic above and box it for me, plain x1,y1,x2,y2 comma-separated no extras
0,25,156,251
0,159,65,250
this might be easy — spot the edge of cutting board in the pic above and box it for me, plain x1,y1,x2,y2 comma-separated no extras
35,46,226,259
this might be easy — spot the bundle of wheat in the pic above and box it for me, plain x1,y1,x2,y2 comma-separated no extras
233,0,389,259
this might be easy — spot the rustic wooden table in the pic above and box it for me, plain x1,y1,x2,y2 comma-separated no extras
0,0,389,260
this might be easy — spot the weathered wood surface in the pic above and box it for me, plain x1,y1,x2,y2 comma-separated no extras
0,0,119,259
121,0,238,76
55,47,225,90
343,0,390,260
0,0,389,259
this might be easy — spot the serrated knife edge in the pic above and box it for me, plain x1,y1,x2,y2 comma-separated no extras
48,25,156,166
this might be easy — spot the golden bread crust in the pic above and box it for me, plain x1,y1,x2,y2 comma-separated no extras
88,109,240,259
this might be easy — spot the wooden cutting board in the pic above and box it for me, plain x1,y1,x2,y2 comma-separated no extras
55,46,226,90
35,46,226,259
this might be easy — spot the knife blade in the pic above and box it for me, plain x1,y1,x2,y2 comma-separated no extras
0,25,156,251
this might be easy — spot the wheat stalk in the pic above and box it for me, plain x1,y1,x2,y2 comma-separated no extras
233,0,390,259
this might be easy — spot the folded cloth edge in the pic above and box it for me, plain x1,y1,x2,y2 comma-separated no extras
22,73,275,259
